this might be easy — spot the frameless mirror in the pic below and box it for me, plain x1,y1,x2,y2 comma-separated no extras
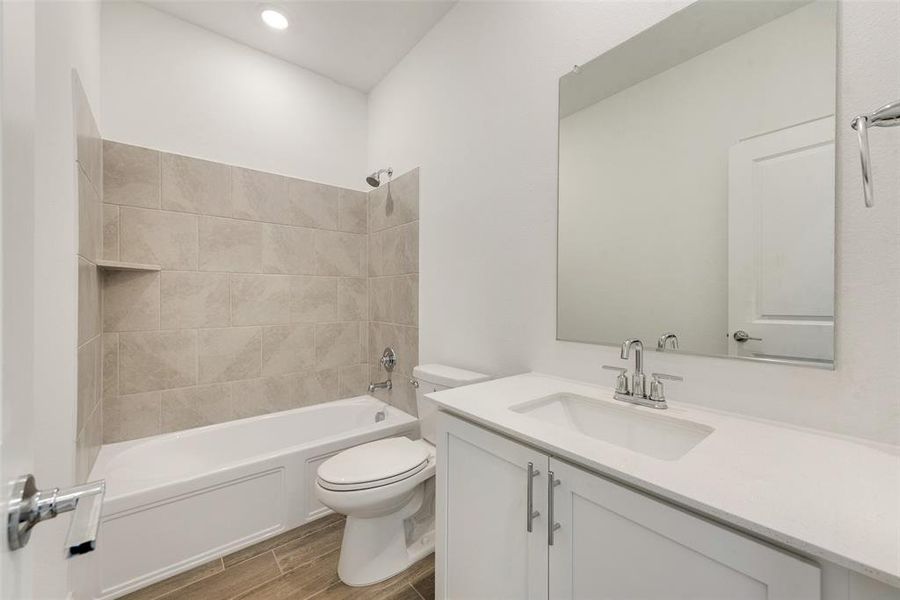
557,0,836,368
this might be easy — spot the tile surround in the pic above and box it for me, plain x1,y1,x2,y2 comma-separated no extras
101,141,419,442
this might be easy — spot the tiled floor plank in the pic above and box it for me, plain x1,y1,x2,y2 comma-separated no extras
224,514,345,568
156,552,281,600
236,549,341,600
121,558,224,600
274,520,344,573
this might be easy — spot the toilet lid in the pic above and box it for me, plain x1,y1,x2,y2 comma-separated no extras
317,438,430,487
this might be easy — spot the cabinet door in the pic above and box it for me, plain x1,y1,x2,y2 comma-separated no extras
437,413,549,600
548,458,821,600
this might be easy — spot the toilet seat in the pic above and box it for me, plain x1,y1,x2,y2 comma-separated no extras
317,437,431,492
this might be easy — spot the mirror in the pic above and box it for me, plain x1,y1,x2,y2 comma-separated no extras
557,0,836,367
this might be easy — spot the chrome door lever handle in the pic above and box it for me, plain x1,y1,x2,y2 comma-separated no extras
732,330,762,342
7,474,105,556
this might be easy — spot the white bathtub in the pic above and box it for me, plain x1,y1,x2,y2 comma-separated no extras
87,396,417,599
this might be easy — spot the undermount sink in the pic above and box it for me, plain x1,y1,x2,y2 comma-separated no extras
509,393,713,460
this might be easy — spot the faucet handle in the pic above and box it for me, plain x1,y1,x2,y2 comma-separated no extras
651,372,683,382
602,365,630,395
648,372,682,403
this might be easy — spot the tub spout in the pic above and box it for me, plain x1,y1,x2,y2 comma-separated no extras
368,379,392,393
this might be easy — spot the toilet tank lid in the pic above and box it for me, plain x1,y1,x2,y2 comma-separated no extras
413,364,490,388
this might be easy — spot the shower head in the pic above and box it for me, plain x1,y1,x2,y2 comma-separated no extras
366,167,393,188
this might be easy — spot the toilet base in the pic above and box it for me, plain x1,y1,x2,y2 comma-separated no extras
336,485,435,587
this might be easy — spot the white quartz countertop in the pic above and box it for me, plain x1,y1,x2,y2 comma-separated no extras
429,373,900,587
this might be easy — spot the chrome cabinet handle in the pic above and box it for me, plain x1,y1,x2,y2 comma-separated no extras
8,474,105,556
547,471,561,545
732,330,762,342
526,462,540,532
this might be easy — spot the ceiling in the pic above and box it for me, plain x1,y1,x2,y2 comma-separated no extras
146,0,456,92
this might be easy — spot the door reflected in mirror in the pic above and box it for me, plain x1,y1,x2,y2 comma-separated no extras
557,0,836,367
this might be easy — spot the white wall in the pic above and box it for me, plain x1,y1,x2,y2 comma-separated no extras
558,3,835,356
101,2,368,190
33,1,102,598
368,1,900,445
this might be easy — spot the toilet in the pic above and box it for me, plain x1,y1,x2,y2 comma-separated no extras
315,364,489,586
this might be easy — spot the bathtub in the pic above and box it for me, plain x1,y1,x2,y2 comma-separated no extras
87,396,417,599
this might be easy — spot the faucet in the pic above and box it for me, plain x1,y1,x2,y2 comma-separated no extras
657,333,678,351
621,339,645,398
368,347,397,394
603,337,683,410
368,379,392,393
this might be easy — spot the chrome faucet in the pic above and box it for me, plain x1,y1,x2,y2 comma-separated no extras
368,347,397,394
621,339,645,398
368,379,392,393
657,333,678,351
602,338,682,409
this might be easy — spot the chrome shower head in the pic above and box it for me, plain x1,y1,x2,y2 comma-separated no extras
366,167,393,188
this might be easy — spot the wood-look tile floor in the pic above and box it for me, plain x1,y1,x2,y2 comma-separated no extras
122,514,434,600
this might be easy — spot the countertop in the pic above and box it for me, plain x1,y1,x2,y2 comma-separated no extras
429,372,900,587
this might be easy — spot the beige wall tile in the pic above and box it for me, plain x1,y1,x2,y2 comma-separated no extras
379,222,418,276
232,166,289,224
232,375,294,418
102,333,118,400
74,73,102,191
338,277,368,321
230,274,291,326
368,168,418,232
161,384,233,433
369,364,419,416
78,258,101,346
102,271,160,332
338,364,368,399
369,322,418,377
367,230,383,277
198,326,262,384
199,216,263,273
338,189,367,234
104,392,161,442
78,169,102,262
103,204,120,260
160,271,230,329
262,223,316,275
288,179,340,230
358,322,368,362
104,141,160,208
369,277,390,322
296,369,338,407
390,274,418,327
119,207,199,269
315,231,364,277
161,153,231,216
290,276,337,323
77,337,100,432
119,330,197,394
262,324,316,376
316,322,360,370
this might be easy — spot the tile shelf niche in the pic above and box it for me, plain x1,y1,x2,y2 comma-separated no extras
95,259,161,272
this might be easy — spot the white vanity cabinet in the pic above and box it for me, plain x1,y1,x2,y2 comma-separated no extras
436,413,821,600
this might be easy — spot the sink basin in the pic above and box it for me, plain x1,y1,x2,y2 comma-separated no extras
510,393,713,460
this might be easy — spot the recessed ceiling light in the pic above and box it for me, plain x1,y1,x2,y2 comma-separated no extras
261,9,289,30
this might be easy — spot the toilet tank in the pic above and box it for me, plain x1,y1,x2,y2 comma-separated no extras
413,364,490,443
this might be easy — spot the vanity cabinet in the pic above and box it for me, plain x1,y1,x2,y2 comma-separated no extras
436,413,821,600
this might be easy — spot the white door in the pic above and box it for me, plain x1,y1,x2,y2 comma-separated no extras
436,413,549,600
0,1,37,598
728,117,835,363
548,458,820,599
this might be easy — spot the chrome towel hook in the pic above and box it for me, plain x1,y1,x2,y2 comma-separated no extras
850,99,900,208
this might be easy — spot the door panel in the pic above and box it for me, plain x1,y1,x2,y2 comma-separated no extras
436,413,549,600
549,458,820,600
728,116,835,363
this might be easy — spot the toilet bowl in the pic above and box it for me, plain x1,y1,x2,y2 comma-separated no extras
314,364,489,586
